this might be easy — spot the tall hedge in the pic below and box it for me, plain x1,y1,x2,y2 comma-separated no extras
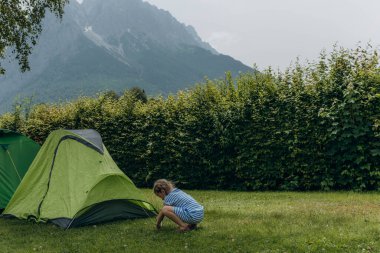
1,46,379,190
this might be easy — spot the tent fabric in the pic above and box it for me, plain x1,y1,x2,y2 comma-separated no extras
0,129,40,210
50,199,155,228
3,129,156,228
68,129,104,154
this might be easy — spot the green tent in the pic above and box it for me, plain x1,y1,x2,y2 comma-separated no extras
3,129,156,228
0,129,40,211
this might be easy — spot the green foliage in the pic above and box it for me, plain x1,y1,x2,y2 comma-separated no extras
0,0,68,74
1,46,379,191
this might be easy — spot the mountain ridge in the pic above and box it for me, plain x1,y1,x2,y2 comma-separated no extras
0,0,252,113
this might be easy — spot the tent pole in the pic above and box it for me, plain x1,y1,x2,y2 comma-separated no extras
6,150,22,182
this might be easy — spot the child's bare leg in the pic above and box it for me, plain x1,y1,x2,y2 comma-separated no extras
161,206,188,229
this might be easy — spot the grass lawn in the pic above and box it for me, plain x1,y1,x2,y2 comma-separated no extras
0,190,380,253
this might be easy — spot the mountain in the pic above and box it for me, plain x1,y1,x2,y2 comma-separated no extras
0,0,252,112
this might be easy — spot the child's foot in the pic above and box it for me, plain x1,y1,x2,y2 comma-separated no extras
188,224,197,230
177,225,191,233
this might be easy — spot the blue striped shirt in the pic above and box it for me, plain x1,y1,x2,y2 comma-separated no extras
164,188,204,224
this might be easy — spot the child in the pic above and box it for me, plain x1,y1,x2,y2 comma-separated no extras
153,179,204,232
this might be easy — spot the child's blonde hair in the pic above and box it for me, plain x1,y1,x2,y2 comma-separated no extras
153,179,175,195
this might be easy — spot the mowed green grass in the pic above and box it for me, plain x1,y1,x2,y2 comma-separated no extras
1,190,380,253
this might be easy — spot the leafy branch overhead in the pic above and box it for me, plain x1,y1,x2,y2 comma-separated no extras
0,0,68,75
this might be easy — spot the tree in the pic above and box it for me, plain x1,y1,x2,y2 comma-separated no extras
0,0,69,75
129,87,148,103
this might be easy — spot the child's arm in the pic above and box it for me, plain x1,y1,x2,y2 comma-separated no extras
156,209,165,229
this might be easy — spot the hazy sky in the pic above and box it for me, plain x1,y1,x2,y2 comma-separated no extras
142,0,380,70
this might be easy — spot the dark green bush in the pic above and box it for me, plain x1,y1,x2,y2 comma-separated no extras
1,46,379,190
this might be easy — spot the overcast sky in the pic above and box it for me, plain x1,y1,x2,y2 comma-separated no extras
142,0,380,70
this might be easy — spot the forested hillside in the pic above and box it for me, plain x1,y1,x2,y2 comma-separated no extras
0,0,251,113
